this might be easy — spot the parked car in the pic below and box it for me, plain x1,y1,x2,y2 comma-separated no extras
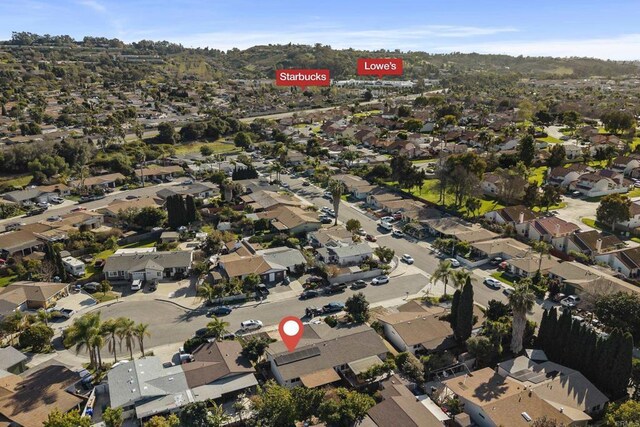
378,221,393,231
551,293,566,303
561,295,581,308
401,254,414,264
323,302,345,313
94,259,105,268
302,181,310,186
47,215,62,222
446,258,460,268
256,283,270,297
50,197,64,204
323,191,332,199
392,212,403,221
126,195,139,200
120,185,129,190
5,223,23,232
240,320,263,331
503,287,514,297
182,180,194,185
131,279,143,291
320,216,333,224
208,306,232,316
164,176,174,182
325,283,347,294
36,201,50,209
483,277,502,289
148,280,158,292
305,306,324,317
489,257,503,265
356,228,367,236
25,207,46,217
380,216,394,223
83,282,99,292
300,289,320,300
351,280,367,290
365,234,377,242
70,207,87,212
306,276,324,284
48,308,75,319
372,275,389,285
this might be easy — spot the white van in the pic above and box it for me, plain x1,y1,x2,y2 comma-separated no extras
378,221,393,231
131,279,142,291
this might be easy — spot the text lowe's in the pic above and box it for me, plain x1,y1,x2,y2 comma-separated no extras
357,58,403,78
275,69,331,91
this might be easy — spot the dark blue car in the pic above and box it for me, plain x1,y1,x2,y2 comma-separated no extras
208,306,232,316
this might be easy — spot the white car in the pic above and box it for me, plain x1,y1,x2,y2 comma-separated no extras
446,258,460,268
371,275,390,285
356,228,367,236
392,229,405,238
401,254,414,264
240,320,263,331
483,277,502,289
561,295,581,308
380,216,394,223
131,279,142,291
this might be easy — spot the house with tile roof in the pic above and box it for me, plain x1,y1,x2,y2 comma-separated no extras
0,281,69,318
560,230,624,257
595,246,640,279
547,164,591,188
516,216,580,243
614,200,640,230
216,252,287,284
484,205,536,225
256,205,321,235
574,169,632,197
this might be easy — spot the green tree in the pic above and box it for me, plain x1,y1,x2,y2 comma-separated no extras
455,277,474,343
319,388,375,427
99,280,112,296
292,387,324,422
430,260,454,295
345,218,361,233
397,352,424,383
63,312,102,368
345,292,370,323
116,318,136,360
466,336,494,368
509,281,536,354
374,246,395,263
144,414,180,427
234,132,253,149
251,380,297,427
103,407,123,427
133,207,167,228
328,179,345,225
540,184,562,212
179,401,228,427
205,317,230,341
547,144,566,168
134,323,151,357
595,292,640,341
605,399,640,426
561,110,580,132
44,409,91,427
242,336,271,363
601,110,635,135
19,322,53,352
404,118,423,132
518,134,536,167
200,145,214,156
597,194,631,232
397,105,412,117
185,195,198,223
157,122,176,144
450,290,461,331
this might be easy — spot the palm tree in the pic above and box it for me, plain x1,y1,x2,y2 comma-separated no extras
88,331,104,369
1,311,31,346
197,282,218,305
430,260,455,295
36,308,52,326
63,312,102,368
451,269,471,291
206,317,230,341
328,179,345,226
508,281,536,354
101,318,122,363
117,318,136,360
531,241,551,275
134,323,151,357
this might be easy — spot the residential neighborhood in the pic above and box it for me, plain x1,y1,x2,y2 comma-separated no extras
0,4,639,427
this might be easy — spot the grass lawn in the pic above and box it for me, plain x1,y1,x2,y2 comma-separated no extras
412,159,436,164
93,291,118,303
0,174,32,189
401,179,504,216
93,238,157,263
628,188,640,198
529,166,548,185
491,272,517,286
0,275,17,287
531,202,567,213
538,136,562,144
631,137,640,152
352,109,381,118
581,218,600,229
173,140,239,155
587,160,608,168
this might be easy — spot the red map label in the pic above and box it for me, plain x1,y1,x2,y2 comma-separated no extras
275,69,331,91
357,58,403,78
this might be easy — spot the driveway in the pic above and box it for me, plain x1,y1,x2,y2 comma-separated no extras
554,196,598,231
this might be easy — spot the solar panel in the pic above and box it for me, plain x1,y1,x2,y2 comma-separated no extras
274,346,321,366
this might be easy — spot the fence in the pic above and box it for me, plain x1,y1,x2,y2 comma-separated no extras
327,268,384,284
117,230,162,245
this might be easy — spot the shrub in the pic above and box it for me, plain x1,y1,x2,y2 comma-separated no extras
324,315,338,327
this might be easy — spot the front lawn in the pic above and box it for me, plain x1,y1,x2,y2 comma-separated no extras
581,218,599,229
93,291,118,303
0,174,33,190
173,140,240,155
0,275,17,287
491,272,517,286
532,202,567,212
538,136,562,144
529,166,548,185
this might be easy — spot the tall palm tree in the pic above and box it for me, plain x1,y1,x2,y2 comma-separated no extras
88,331,104,369
36,308,52,326
451,269,471,291
101,318,122,363
508,281,536,354
532,241,552,275
328,179,345,226
63,312,102,368
197,282,217,305
117,318,136,360
430,260,455,295
206,317,230,341
134,323,151,358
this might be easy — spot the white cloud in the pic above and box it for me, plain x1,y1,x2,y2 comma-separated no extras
76,0,106,13
174,25,518,51
432,34,640,60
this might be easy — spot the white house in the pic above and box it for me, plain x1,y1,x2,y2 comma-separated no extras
564,144,583,160
595,247,640,279
617,201,640,230
103,250,193,283
480,173,502,196
547,164,591,188
574,170,632,197
317,243,372,266
516,216,580,243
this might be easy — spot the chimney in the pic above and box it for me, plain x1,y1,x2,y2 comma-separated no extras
596,238,603,254
518,211,524,224
555,223,561,236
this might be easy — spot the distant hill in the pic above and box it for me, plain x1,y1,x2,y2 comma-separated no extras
1,32,638,82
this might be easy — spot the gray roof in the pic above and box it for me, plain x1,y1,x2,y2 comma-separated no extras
108,358,189,409
0,346,26,370
103,251,192,273
330,243,373,258
267,323,387,382
260,247,306,270
3,188,43,202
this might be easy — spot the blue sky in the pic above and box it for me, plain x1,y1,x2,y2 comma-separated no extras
1,0,639,59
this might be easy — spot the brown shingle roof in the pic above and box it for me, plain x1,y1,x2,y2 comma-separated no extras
183,341,254,388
